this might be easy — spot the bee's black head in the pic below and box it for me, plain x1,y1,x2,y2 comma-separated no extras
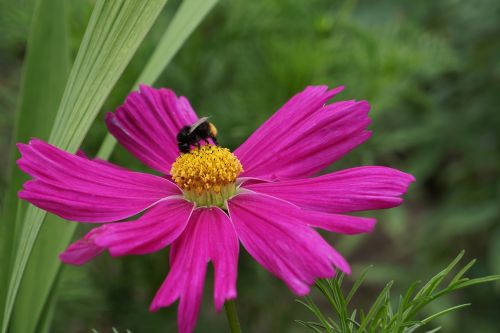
178,142,191,154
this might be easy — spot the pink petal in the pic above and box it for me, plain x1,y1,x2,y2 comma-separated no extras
228,193,350,296
245,166,415,214
94,199,194,256
150,208,238,333
206,208,239,311
59,227,105,265
303,210,376,235
106,85,198,174
17,139,180,223
76,150,127,170
235,86,372,180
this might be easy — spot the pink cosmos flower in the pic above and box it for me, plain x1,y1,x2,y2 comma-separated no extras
17,85,414,333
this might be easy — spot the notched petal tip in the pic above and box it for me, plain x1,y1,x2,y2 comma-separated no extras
291,285,311,297
365,218,377,233
17,189,29,200
214,290,237,313
405,172,417,184
59,252,94,266
327,85,345,97
356,100,371,114
138,83,154,91
16,142,29,151
390,169,416,195
59,228,106,266
16,142,32,163
148,303,160,313
334,257,352,275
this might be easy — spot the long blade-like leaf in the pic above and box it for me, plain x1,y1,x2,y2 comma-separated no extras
1,1,168,331
0,0,70,327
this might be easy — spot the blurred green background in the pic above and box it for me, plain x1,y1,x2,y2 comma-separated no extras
1,0,499,332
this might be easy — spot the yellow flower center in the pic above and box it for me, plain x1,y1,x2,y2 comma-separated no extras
170,145,243,207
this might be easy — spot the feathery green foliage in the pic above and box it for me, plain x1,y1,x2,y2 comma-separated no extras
297,251,500,333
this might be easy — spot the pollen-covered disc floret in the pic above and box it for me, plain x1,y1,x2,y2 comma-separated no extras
170,145,243,207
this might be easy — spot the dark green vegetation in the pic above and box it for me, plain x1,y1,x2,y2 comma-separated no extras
1,0,499,332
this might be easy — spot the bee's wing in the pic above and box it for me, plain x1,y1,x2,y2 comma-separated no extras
188,116,210,134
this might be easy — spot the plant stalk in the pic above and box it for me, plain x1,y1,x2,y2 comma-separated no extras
224,299,242,333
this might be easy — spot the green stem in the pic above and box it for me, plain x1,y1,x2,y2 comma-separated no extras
224,299,242,333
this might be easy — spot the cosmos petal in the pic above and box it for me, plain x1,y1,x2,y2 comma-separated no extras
17,139,180,222
245,166,415,214
59,199,193,265
106,84,199,174
76,150,127,170
303,210,376,235
206,209,239,311
228,192,349,296
150,208,238,333
94,198,194,256
59,228,105,265
235,86,371,180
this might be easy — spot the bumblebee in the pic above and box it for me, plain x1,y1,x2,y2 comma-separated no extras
177,117,219,153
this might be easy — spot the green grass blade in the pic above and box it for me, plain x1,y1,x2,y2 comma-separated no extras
0,0,70,327
1,1,168,332
298,298,336,333
420,303,471,324
453,275,500,288
449,259,476,286
295,320,326,333
412,250,464,301
11,216,70,333
346,265,372,304
96,0,219,160
355,281,393,333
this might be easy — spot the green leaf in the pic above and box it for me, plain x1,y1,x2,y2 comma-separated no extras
295,320,327,333
346,265,372,304
412,250,464,301
11,215,69,333
0,0,70,327
420,303,471,325
297,298,336,333
453,275,500,288
1,1,168,332
448,259,476,286
356,281,393,333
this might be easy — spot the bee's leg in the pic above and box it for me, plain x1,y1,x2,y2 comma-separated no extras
210,136,219,146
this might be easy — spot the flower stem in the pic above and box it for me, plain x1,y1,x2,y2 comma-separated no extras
224,299,242,333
